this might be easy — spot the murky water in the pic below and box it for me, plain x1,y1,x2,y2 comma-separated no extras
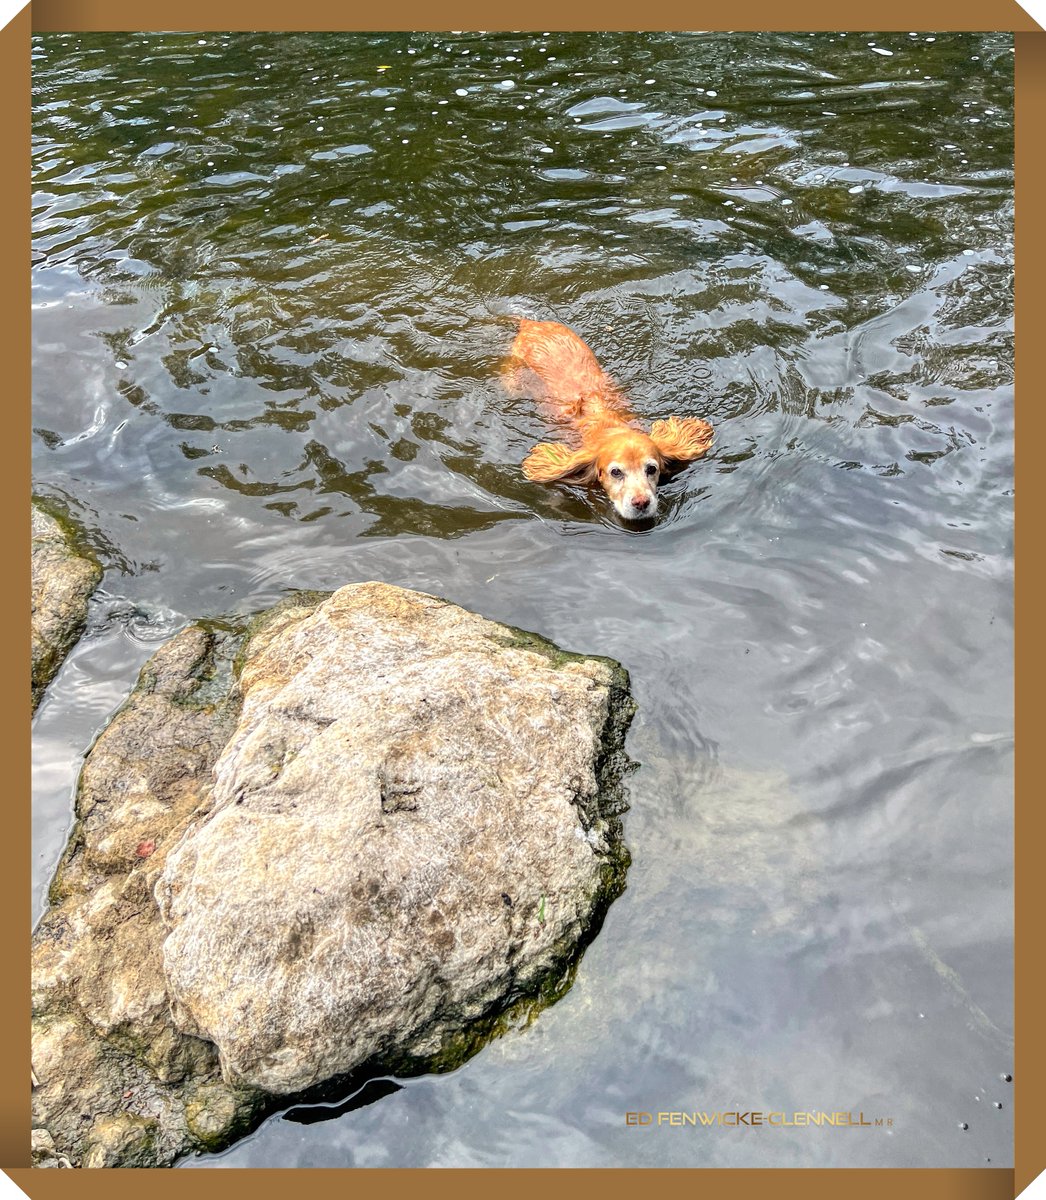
32,31,1013,1168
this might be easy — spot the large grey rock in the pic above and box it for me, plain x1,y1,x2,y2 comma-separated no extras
32,583,634,1166
31,500,102,711
157,582,633,1093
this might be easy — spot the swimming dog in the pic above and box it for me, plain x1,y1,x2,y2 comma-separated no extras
508,319,713,520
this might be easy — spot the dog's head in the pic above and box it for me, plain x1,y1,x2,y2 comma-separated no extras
522,417,713,521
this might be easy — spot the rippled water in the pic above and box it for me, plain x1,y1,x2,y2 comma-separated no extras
32,31,1013,1168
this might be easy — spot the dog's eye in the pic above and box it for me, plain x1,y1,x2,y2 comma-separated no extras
645,463,658,477
609,467,624,479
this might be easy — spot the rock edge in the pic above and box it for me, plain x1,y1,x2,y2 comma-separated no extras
31,498,103,712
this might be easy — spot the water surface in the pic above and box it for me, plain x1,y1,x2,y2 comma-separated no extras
32,30,1013,1168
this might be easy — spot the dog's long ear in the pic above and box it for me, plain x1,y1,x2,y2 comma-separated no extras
650,417,714,470
522,442,599,485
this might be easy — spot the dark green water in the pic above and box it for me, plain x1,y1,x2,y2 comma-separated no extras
32,31,1013,1168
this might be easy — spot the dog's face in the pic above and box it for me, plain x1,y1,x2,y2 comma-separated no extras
522,416,714,523
593,430,663,521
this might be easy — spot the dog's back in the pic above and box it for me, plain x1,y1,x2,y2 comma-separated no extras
510,319,626,420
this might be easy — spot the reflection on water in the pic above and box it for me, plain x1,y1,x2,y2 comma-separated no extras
32,31,1013,1168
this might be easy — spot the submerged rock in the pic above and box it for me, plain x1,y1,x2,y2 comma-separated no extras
32,582,635,1166
31,500,102,711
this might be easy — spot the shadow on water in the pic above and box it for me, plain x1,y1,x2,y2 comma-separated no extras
282,1079,404,1126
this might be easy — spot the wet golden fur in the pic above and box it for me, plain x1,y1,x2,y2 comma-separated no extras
506,319,713,520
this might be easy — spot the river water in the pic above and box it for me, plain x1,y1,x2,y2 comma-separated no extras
31,31,1014,1168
